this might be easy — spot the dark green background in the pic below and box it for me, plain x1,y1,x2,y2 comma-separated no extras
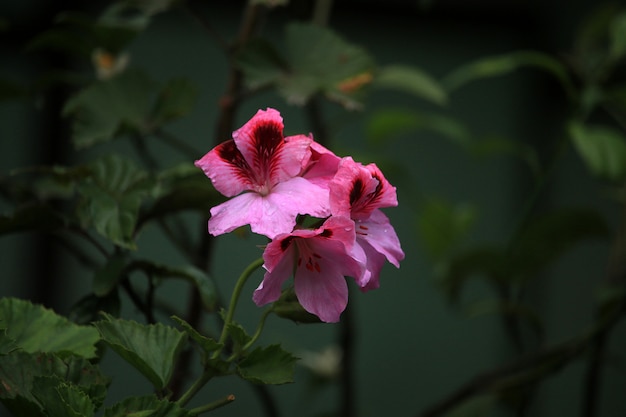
1,1,624,416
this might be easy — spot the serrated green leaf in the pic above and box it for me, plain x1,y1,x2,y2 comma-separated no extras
103,394,192,417
94,314,187,389
237,344,297,385
374,65,447,105
417,197,476,261
0,298,100,358
63,70,156,148
170,316,222,355
569,121,626,181
151,78,198,126
93,252,129,296
77,155,152,249
0,330,18,354
442,51,574,98
0,351,109,415
226,322,252,354
32,377,95,417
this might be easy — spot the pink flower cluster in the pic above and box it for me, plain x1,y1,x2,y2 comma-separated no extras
195,108,404,322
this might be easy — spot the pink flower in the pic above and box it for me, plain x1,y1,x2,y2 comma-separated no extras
329,157,404,290
253,216,363,323
195,108,330,238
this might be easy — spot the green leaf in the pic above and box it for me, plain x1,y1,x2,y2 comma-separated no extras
151,78,198,126
508,207,610,278
0,330,18,354
417,197,476,261
568,121,626,181
77,155,152,249
171,316,222,355
32,377,95,417
94,314,187,389
68,292,121,325
0,351,109,415
283,23,375,107
366,108,471,146
226,321,252,354
374,65,447,105
0,298,100,358
103,394,192,417
93,252,129,296
610,12,626,60
236,38,287,89
237,344,297,385
63,70,156,148
442,51,574,98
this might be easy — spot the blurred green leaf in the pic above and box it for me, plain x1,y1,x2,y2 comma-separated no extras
468,136,541,179
94,313,187,389
93,252,129,297
508,207,611,279
103,394,192,417
374,65,447,105
98,0,176,32
142,163,217,222
417,197,476,261
0,298,100,358
151,78,198,126
568,121,626,181
367,108,471,146
237,344,297,385
0,203,66,236
442,51,574,98
273,288,321,324
128,260,217,311
610,12,626,60
444,394,496,417
63,70,156,148
236,38,287,89
68,292,121,325
465,299,544,339
77,155,152,249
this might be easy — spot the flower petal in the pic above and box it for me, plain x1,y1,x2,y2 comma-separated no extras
356,209,405,267
330,157,398,220
253,241,296,306
195,139,255,197
233,108,311,187
294,260,348,323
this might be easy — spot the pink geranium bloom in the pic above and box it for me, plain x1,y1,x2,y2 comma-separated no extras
253,216,363,323
195,108,330,238
329,157,404,290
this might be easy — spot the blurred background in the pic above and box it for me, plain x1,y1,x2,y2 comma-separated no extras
1,0,624,416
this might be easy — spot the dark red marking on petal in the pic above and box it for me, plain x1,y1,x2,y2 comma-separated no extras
320,229,333,238
280,236,295,252
251,120,285,184
216,140,255,185
350,178,365,205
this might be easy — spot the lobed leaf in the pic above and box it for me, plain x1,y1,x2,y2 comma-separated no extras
237,344,298,385
103,394,192,417
94,314,187,389
0,298,100,358
374,64,447,105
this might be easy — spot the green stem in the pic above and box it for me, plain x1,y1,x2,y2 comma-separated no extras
214,256,265,357
189,394,236,416
227,307,273,361
176,257,264,406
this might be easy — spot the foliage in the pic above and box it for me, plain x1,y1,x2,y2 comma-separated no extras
1,1,626,417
